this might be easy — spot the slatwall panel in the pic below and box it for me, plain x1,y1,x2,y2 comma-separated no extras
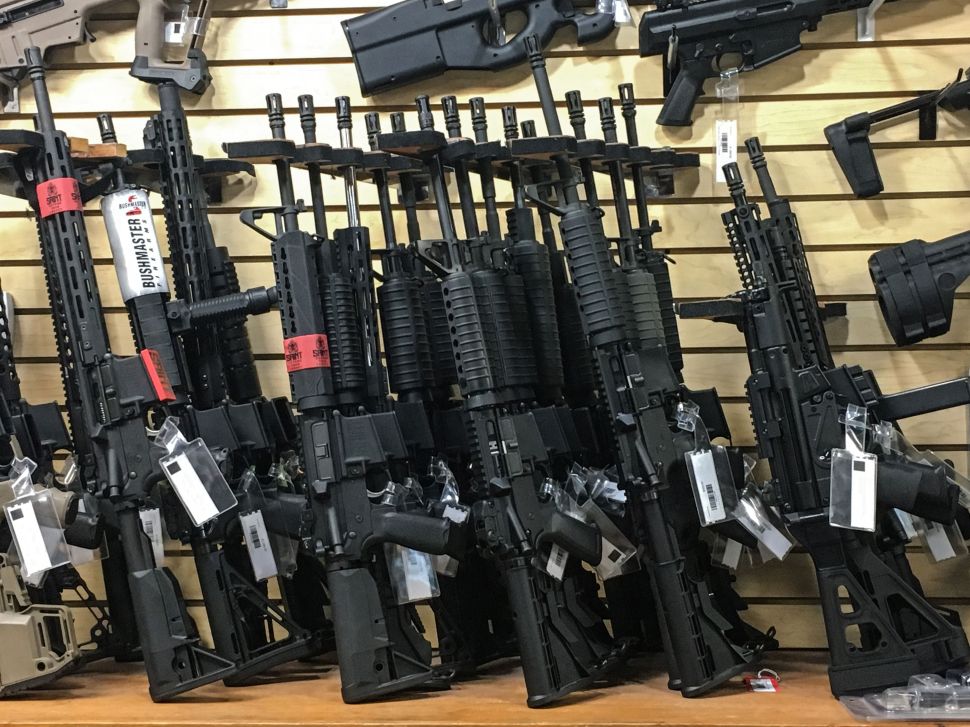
5,0,969,650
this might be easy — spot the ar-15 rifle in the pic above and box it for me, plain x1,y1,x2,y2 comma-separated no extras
372,93,624,707
0,48,237,701
641,0,901,127
511,35,769,695
89,113,326,686
680,138,970,696
826,68,970,198
226,94,462,704
341,0,621,97
868,228,970,347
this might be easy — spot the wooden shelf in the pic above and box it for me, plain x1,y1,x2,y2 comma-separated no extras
1,650,898,727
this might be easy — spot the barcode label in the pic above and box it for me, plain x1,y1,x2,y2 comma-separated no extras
7,500,53,577
545,543,568,581
139,507,166,565
714,119,738,184
241,510,278,581
721,538,743,570
689,449,726,524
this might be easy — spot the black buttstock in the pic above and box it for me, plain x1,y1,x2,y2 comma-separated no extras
824,114,882,198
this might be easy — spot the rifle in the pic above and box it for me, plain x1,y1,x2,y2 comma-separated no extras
370,92,626,707
868,229,970,347
226,94,462,704
0,0,211,110
680,138,970,696
0,48,237,700
341,0,620,97
640,0,901,127
826,69,970,198
89,114,327,685
511,35,772,695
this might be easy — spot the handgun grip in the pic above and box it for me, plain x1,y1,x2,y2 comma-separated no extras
371,510,454,556
657,60,709,127
538,511,601,566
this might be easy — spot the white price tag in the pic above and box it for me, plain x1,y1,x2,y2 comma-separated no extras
441,504,469,524
715,119,738,184
849,454,877,531
163,452,219,526
8,500,52,577
922,519,958,562
401,547,435,601
139,507,166,565
241,510,278,581
545,543,568,581
689,449,726,524
721,538,743,571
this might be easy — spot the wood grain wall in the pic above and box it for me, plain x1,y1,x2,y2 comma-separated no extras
6,0,970,652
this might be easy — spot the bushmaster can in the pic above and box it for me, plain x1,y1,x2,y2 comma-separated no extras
101,187,169,302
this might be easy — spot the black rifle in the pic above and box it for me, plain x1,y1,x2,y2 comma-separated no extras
226,94,461,704
641,0,901,127
2,48,236,700
375,93,624,708
341,0,617,96
680,138,970,696
826,69,970,198
92,114,324,685
868,229,970,347
515,34,767,696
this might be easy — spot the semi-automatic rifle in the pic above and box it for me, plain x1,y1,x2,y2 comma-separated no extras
680,138,970,696
226,94,463,704
0,48,238,701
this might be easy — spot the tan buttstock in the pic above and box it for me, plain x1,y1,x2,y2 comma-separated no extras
0,0,118,71
0,558,79,696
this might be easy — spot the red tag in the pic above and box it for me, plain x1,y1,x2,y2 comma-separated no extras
36,177,83,218
284,334,331,372
743,675,780,692
140,349,176,402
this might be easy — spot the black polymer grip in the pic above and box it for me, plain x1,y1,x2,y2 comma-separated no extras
627,269,665,349
510,240,565,396
644,251,684,376
322,272,366,395
208,249,264,403
378,268,436,399
558,206,628,346
422,278,461,389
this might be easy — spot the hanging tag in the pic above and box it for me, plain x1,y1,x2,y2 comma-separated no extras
714,69,741,186
432,553,460,578
576,494,639,579
241,510,278,581
680,402,738,526
155,418,237,527
919,518,968,563
689,449,727,523
830,404,877,532
162,452,220,526
384,544,440,604
543,543,569,581
8,501,53,577
711,535,744,571
596,0,633,26
734,484,794,561
895,509,919,539
139,507,166,565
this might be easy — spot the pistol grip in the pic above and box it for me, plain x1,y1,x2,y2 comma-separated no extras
657,62,709,127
